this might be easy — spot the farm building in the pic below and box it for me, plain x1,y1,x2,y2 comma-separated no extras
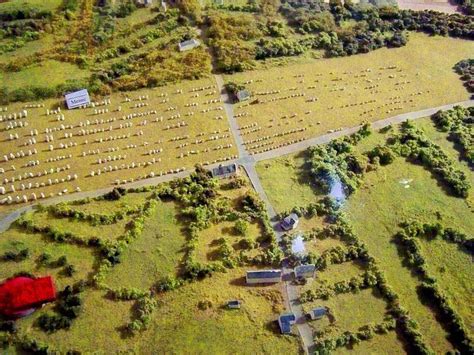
211,163,238,179
236,89,251,102
226,300,242,309
178,39,200,52
0,276,56,317
294,264,316,279
281,213,299,231
308,307,327,320
246,269,282,284
65,89,90,110
278,313,296,334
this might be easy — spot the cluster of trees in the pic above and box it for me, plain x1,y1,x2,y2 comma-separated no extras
126,295,158,333
307,124,372,195
394,221,473,353
205,11,261,72
391,120,471,198
432,106,473,165
280,0,473,60
454,59,474,95
37,284,84,333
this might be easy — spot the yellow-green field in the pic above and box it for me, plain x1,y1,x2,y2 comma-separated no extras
227,34,474,155
0,77,238,211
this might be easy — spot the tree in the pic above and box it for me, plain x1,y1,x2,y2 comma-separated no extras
260,0,280,18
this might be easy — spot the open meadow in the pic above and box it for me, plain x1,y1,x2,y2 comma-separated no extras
227,34,473,155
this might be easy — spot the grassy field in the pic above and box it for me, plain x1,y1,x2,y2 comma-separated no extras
0,77,238,212
0,0,62,12
0,60,89,91
227,34,474,155
302,288,390,335
105,200,187,290
417,238,473,334
255,152,321,213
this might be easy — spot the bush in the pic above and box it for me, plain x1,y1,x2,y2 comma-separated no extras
234,219,248,236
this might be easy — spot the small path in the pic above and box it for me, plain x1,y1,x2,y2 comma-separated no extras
244,163,314,353
215,74,248,158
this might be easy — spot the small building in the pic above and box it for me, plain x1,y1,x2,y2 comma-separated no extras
281,213,299,231
246,269,282,284
0,276,56,317
136,0,153,7
236,89,251,102
294,264,316,279
227,300,241,309
65,89,90,110
178,39,200,52
211,163,238,179
308,307,327,320
278,313,296,334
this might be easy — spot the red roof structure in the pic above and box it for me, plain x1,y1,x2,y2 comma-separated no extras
0,276,56,317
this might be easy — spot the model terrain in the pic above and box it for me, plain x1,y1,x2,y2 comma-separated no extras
0,0,472,354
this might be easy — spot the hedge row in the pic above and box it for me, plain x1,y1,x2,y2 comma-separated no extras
300,270,378,302
313,319,396,353
394,221,473,353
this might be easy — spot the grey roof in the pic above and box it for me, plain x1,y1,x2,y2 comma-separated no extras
246,270,282,279
236,90,250,101
212,163,237,177
295,264,316,275
178,39,200,51
311,307,327,317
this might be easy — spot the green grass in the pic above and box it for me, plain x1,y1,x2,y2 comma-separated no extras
333,330,406,355
17,268,300,353
69,191,151,215
104,201,187,290
0,0,62,12
27,210,132,243
0,60,89,91
417,238,474,336
255,152,322,213
302,288,389,336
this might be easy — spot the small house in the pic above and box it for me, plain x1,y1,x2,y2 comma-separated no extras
246,269,282,284
178,39,200,52
309,307,327,320
0,276,56,317
65,89,90,110
227,300,241,309
294,264,316,279
236,89,251,102
278,313,296,334
281,213,299,231
211,163,238,179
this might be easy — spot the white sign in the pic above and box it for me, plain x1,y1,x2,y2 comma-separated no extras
65,89,90,109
